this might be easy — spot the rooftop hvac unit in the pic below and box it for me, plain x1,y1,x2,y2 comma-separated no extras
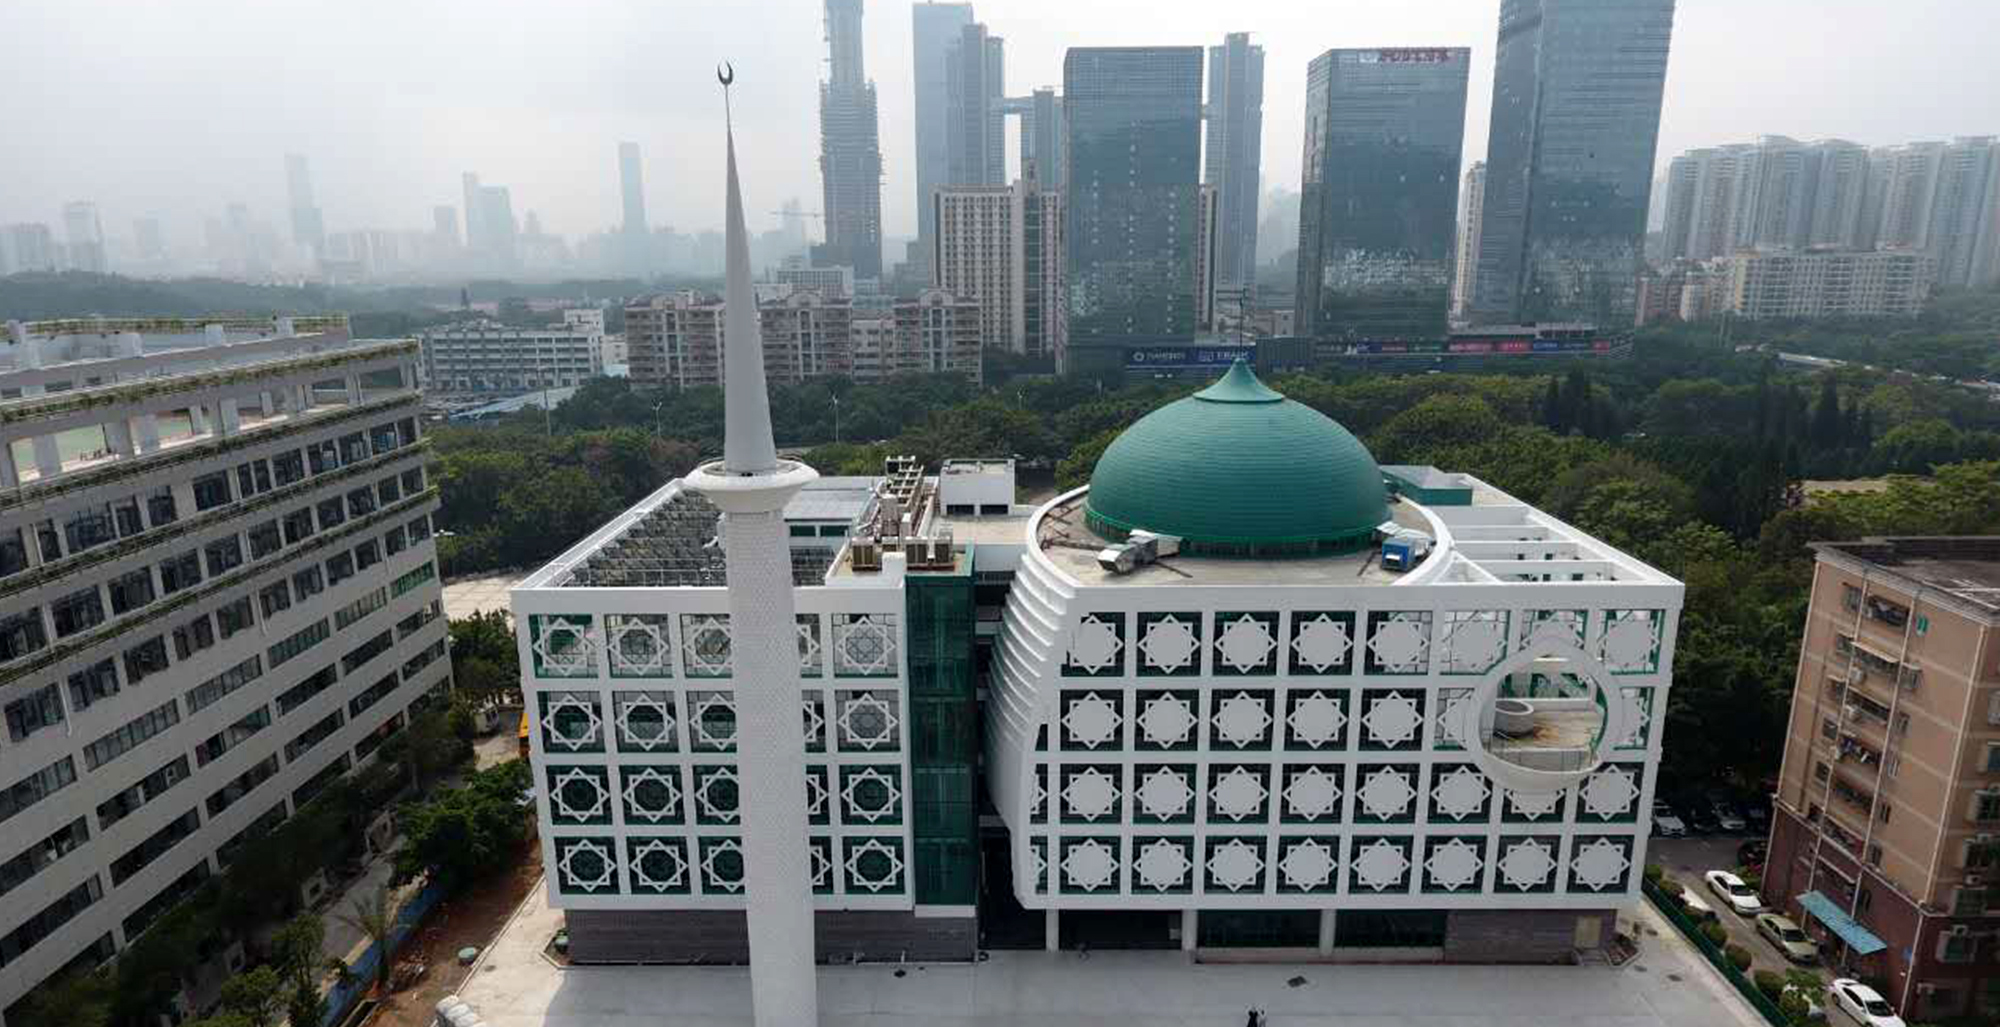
851,537,882,572
1096,530,1183,575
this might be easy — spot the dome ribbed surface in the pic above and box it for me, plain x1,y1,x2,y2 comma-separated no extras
1084,361,1390,557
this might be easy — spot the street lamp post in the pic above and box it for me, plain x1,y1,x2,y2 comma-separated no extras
831,393,840,444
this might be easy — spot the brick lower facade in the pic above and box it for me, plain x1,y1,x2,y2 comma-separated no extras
1443,909,1613,964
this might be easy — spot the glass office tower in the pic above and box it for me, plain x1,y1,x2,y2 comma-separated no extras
1061,47,1203,376
1472,0,1676,326
1294,48,1469,341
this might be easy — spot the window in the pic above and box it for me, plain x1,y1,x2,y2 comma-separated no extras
248,520,282,560
401,467,424,494
326,551,355,587
192,471,233,511
406,515,431,542
259,580,292,618
216,595,254,639
1986,743,2000,774
1939,928,1977,962
391,561,435,597
0,609,48,662
62,505,117,555
207,755,280,817
204,535,244,576
275,665,338,716
158,549,202,594
95,755,190,829
172,614,215,661
347,674,400,717
123,635,171,686
234,459,273,498
339,431,369,463
282,503,316,543
335,587,388,631
402,638,446,679
145,486,178,527
307,439,340,475
346,486,377,519
384,525,407,557
369,422,398,454
195,706,272,766
66,659,120,712
272,449,306,486
353,539,381,572
110,496,143,537
0,877,102,969
4,684,64,743
284,709,346,762
341,630,394,676
377,476,402,505
0,818,89,899
0,757,78,825
82,700,180,771
293,565,325,601
1988,691,2000,727
109,808,201,886
49,586,106,638
316,497,346,531
269,619,330,668
185,656,263,713
107,568,156,615
0,528,27,580
1842,584,1862,612
1974,791,2000,823
31,519,60,563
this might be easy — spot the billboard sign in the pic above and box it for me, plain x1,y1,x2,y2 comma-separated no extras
1124,344,1256,370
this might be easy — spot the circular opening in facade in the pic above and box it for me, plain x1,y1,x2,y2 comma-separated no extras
1462,643,1626,794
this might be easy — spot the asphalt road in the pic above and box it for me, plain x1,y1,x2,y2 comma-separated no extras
1650,835,1830,990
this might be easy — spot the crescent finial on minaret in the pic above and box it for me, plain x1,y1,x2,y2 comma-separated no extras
717,62,734,87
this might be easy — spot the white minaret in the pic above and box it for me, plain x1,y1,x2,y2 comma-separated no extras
683,66,822,1027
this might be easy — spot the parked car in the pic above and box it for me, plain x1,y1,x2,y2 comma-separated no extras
1738,840,1769,870
1681,800,1722,834
1830,979,1905,1027
1653,801,1688,838
1710,798,1749,833
1705,870,1766,916
1678,884,1717,920
1755,913,1820,963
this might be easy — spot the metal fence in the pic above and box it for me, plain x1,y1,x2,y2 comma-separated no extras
1641,875,1791,1027
320,880,448,1027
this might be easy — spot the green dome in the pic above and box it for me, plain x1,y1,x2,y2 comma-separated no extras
1084,360,1390,557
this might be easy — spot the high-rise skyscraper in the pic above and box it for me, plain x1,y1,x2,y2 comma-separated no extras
1025,87,1065,191
132,217,165,263
432,205,461,250
1453,162,1487,320
1204,33,1264,292
1927,137,2000,289
1294,48,1469,340
61,201,107,274
1473,0,1676,326
946,22,1005,190
933,180,1064,359
913,2,976,275
1807,140,1871,249
461,172,485,256
815,0,884,280
1062,46,1203,375
285,153,325,256
619,141,650,275
1,223,58,274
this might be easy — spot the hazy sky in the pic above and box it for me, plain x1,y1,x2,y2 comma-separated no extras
3,0,1996,251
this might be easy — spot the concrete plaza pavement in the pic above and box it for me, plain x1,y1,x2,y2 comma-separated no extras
445,884,1769,1027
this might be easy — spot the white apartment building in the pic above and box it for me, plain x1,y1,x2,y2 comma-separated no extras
419,317,604,396
0,317,450,1022
625,290,982,390
932,182,1064,360
1727,249,1937,319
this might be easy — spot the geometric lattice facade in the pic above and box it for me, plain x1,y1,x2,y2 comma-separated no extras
989,476,1683,914
516,573,912,910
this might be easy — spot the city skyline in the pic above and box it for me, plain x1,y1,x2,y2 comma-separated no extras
4,0,1997,251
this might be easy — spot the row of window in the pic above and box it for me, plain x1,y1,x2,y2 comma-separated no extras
0,472,429,672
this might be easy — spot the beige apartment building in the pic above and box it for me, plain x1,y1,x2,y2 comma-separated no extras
624,289,981,390
1768,537,2000,1021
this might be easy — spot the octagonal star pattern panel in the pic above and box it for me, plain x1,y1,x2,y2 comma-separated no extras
680,614,732,677
613,691,677,753
1282,766,1343,821
1579,766,1641,820
837,691,901,751
1355,766,1417,820
1498,837,1558,891
1137,614,1202,675
1135,766,1196,821
1361,691,1424,749
840,766,903,824
1212,692,1273,748
1062,692,1123,749
809,837,834,893
1279,838,1338,892
1066,614,1124,675
700,838,746,893
1207,765,1268,822
1366,612,1431,674
844,838,905,893
1350,838,1411,892
1213,613,1278,674
1429,766,1492,822
1568,837,1631,892
606,614,673,678
834,614,898,676
555,836,617,894
796,615,823,675
1134,838,1193,892
530,614,597,678
1505,788,1564,822
687,691,737,752
1061,767,1121,822
548,766,612,825
1062,838,1119,892
1206,838,1265,892
1136,693,1198,748
1423,838,1485,892
539,691,603,753
1600,610,1662,673
620,766,682,824
1433,689,1473,750
1519,609,1586,651
1439,611,1508,675
693,765,741,824
1290,613,1353,674
626,837,688,894
1286,690,1347,749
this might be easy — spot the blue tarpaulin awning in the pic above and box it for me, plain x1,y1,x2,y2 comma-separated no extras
1797,891,1887,956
